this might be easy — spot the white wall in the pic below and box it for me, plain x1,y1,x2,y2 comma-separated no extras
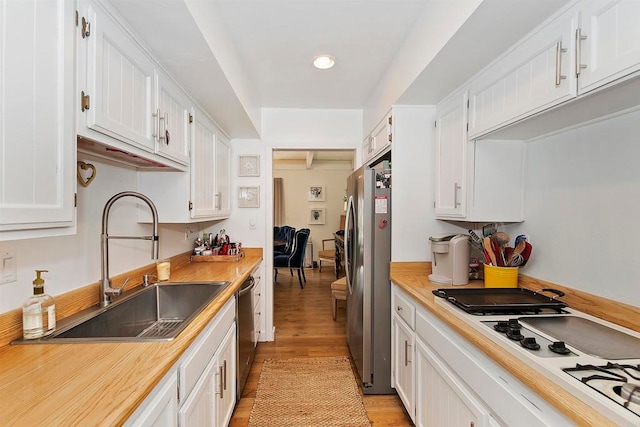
208,139,267,248
0,156,194,313
363,1,482,134
274,166,350,262
507,108,640,307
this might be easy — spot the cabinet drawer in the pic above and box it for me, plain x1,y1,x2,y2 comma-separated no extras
393,290,415,329
177,298,235,405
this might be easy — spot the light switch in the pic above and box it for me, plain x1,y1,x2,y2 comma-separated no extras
0,251,17,284
249,219,256,230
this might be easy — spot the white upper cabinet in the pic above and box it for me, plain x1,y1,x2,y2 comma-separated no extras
362,112,392,165
435,92,524,222
0,0,76,240
434,92,467,218
76,0,188,170
468,6,578,139
138,107,230,223
155,71,191,165
577,0,640,94
214,134,231,215
81,0,155,152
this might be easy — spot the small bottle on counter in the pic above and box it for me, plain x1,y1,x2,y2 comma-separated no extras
22,270,56,339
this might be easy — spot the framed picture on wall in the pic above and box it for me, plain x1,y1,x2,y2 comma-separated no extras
309,207,325,224
239,155,260,177
238,186,260,208
308,185,325,201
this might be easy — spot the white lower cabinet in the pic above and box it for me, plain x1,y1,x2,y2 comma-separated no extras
126,298,237,427
391,284,572,426
392,314,415,420
415,329,488,427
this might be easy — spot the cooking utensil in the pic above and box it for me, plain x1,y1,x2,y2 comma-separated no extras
482,223,497,237
490,235,505,266
483,237,497,266
431,287,568,314
468,229,484,251
520,241,533,266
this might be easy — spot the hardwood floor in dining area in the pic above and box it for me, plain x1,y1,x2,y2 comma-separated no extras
230,267,412,426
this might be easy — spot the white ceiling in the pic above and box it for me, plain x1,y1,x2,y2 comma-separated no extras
108,0,569,138
215,0,429,109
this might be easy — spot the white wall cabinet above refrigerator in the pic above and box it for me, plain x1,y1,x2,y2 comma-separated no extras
362,112,392,165
0,0,76,241
76,0,188,171
435,91,524,222
138,107,231,223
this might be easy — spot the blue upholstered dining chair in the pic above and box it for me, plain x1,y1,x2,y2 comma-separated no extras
274,228,310,289
274,226,296,256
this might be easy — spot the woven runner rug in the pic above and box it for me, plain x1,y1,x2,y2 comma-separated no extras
248,356,371,426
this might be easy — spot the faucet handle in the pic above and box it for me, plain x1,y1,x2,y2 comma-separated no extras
118,277,130,293
142,274,157,287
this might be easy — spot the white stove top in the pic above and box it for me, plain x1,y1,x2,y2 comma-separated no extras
433,296,640,426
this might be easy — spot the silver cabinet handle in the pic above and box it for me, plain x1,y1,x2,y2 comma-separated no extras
215,192,221,210
223,360,227,391
575,28,588,76
454,182,462,207
152,109,161,140
219,364,224,399
555,41,567,86
404,340,410,366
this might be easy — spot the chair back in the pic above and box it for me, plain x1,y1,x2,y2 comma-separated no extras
288,228,310,267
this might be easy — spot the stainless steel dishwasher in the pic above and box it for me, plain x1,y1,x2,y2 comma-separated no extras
236,275,256,400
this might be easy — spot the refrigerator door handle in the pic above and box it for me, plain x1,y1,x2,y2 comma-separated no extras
344,195,354,294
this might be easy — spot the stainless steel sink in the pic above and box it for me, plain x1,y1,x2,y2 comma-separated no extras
13,281,230,344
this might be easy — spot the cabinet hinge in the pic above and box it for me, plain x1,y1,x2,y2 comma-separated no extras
81,16,91,39
189,114,193,124
466,122,469,132
74,193,77,208
467,98,470,109
75,10,78,26
80,91,90,112
388,116,392,126
188,201,193,211
388,133,392,142
434,121,437,128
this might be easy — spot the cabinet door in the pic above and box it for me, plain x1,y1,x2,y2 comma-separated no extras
155,72,190,165
371,114,392,157
126,372,177,427
214,133,231,215
0,0,75,237
393,315,415,421
415,339,489,427
578,0,640,94
190,110,216,219
434,92,467,218
468,9,578,139
83,0,155,152
178,361,215,427
215,323,237,427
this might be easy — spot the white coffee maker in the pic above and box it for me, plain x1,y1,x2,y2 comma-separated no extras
428,234,470,285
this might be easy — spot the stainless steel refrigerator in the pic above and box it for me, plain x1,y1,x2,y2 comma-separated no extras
345,165,393,394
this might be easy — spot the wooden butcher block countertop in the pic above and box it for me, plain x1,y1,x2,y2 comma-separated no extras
390,262,620,427
0,250,263,426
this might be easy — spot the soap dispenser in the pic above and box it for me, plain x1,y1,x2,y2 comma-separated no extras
22,270,56,339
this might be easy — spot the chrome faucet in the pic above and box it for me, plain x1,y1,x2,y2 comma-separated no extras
100,191,159,306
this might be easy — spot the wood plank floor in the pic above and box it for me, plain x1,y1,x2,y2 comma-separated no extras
230,267,412,426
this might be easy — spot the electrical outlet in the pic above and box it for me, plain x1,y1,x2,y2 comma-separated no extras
184,227,194,241
0,251,17,284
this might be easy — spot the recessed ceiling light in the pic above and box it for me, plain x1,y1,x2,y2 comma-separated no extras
313,55,335,70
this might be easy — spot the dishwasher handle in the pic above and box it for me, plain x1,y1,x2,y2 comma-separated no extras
238,276,256,297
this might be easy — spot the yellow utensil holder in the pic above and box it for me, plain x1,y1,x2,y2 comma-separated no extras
484,264,519,288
